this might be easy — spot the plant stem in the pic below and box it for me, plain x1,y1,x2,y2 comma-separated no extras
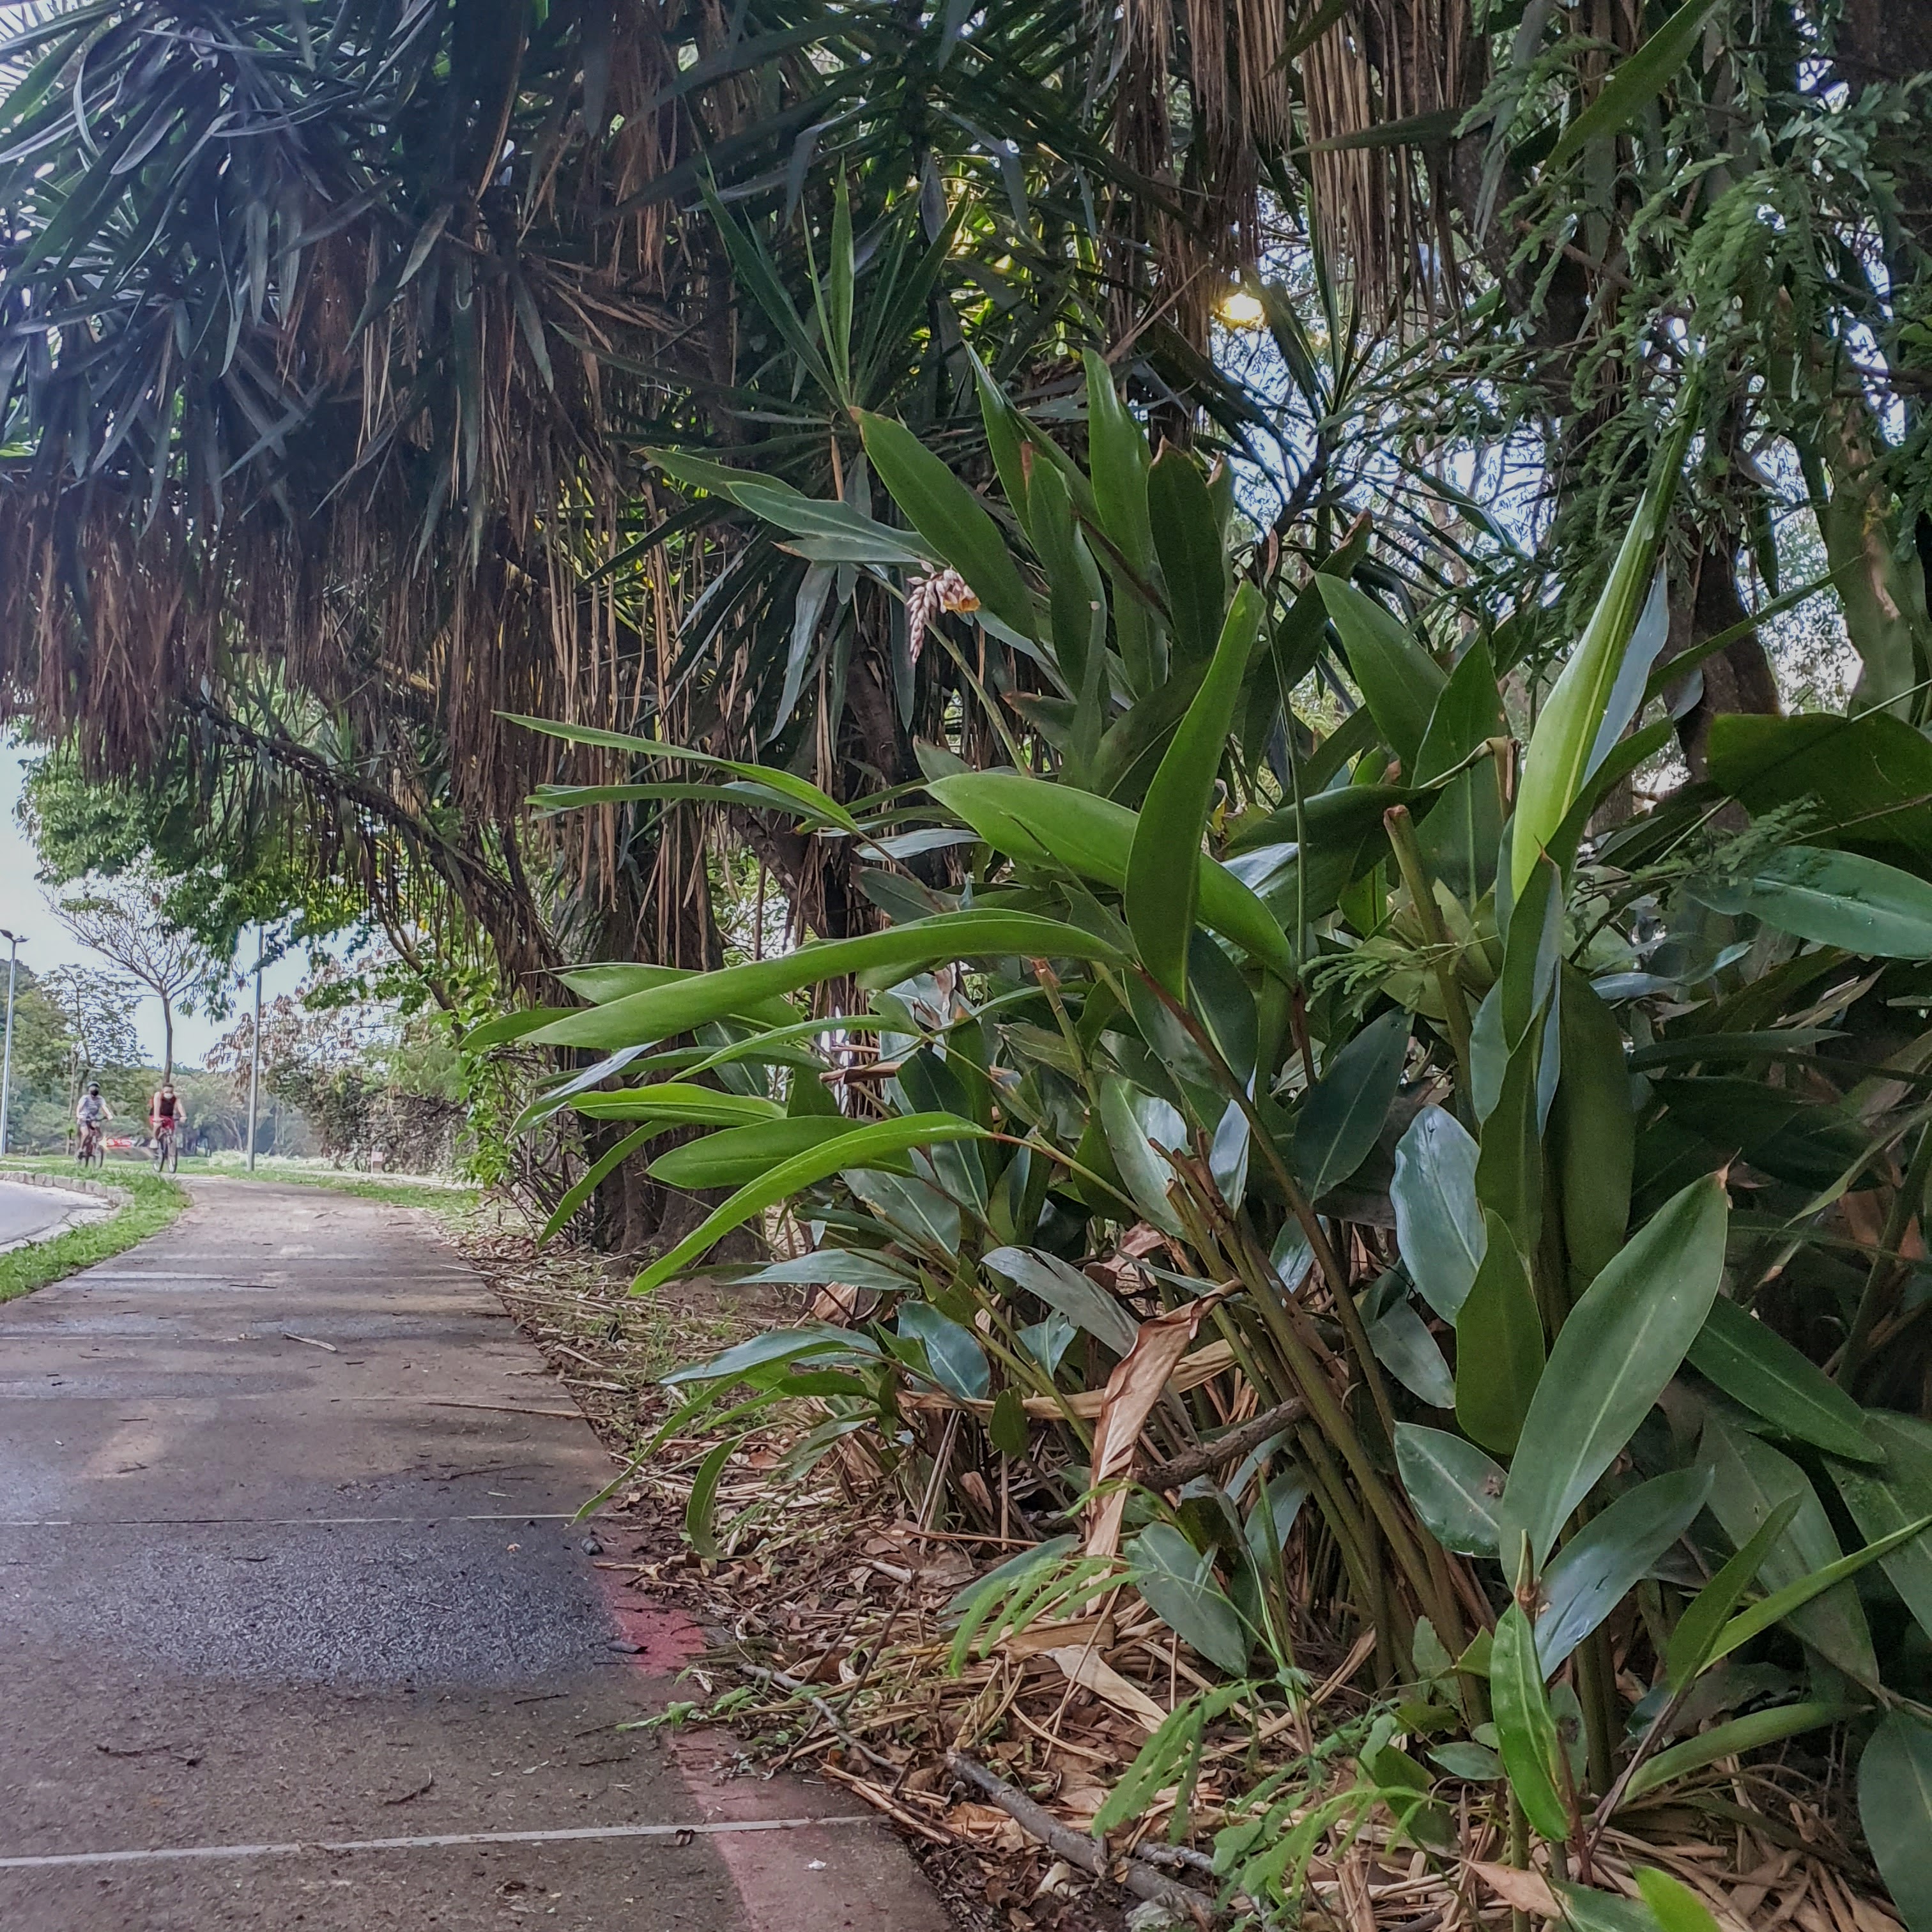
1143,972,1400,1446
1574,1626,1618,1796
1507,1786,1531,1932
1383,803,1473,1116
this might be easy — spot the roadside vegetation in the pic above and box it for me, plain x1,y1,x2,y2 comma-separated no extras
2,1,1931,1926
0,1165,188,1303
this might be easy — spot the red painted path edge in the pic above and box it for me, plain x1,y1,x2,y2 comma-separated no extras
597,1569,954,1931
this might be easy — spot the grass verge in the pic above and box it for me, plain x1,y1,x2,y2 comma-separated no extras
206,1166,481,1216
0,1163,188,1303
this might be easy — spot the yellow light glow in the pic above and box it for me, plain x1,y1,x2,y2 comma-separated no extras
1218,289,1266,327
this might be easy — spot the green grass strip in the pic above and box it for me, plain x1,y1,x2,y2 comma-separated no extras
0,1163,189,1304
207,1167,480,1215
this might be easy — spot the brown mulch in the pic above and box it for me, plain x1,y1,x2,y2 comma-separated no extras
456,1209,1904,1932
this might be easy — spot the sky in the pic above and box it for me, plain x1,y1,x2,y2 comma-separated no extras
1,738,310,1068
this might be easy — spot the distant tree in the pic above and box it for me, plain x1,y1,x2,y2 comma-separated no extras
36,966,141,1097
55,875,222,1080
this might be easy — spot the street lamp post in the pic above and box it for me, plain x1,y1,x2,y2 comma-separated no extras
0,929,22,1160
245,924,264,1172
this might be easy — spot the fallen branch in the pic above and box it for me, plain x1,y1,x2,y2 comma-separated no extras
946,1750,1223,1926
818,1761,958,1846
1144,1398,1307,1489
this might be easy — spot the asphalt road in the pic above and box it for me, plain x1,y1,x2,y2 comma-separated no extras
0,1178,91,1248
0,1179,944,1931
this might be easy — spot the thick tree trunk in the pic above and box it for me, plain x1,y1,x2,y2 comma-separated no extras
1660,539,1782,779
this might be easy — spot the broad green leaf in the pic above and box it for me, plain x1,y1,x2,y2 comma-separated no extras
1701,1410,1879,1685
1501,1174,1728,1567
972,346,1034,534
573,1082,784,1125
740,1248,914,1296
989,1388,1029,1456
1703,1512,1932,1669
1148,447,1227,668
984,1244,1141,1357
1392,1104,1486,1321
1512,408,1694,894
1687,1297,1882,1462
1296,1010,1410,1202
632,1114,993,1296
1830,1413,1932,1643
1652,1076,1868,1190
1431,1741,1504,1782
1550,966,1633,1288
660,1322,882,1390
1707,710,1932,866
1315,577,1445,773
1625,1700,1860,1805
1860,1712,1932,1932
684,1438,735,1559
1557,1881,1666,1932
1692,845,1932,959
1124,583,1264,995
1454,1209,1545,1457
1499,854,1563,1054
1474,1027,1545,1251
1083,351,1161,694
507,717,859,835
1491,1602,1570,1841
898,1301,991,1402
1664,1496,1801,1690
557,960,802,1027
530,912,1122,1050
463,1007,568,1050
1414,636,1506,785
1126,1523,1251,1676
1549,0,1725,165
1027,459,1107,704
1365,1294,1455,1408
857,411,1036,640
1632,1869,1726,1932
928,770,1294,981
1099,1077,1185,1236
538,1123,657,1245
648,1116,878,1190
1393,1423,1505,1557
1535,1468,1712,1675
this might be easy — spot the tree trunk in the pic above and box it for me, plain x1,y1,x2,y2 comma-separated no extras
160,995,174,1082
1660,539,1782,779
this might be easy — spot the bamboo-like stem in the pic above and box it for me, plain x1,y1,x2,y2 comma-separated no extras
1383,802,1473,1117
1507,1786,1531,1932
1574,1625,1618,1795
1204,1185,1458,1637
1141,971,1400,1446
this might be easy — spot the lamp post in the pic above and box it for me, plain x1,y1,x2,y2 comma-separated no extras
245,924,264,1172
0,929,21,1160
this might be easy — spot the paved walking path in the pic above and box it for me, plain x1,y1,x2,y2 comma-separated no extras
0,1179,946,1931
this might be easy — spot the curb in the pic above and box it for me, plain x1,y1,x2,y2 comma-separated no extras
0,1170,128,1208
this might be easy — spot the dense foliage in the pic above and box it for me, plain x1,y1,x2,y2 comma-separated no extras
6,1,1932,1919
510,360,1932,1926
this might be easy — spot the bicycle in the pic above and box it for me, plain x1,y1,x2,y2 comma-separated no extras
77,1121,105,1172
151,1120,180,1175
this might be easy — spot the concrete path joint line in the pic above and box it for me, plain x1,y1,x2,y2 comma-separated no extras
0,1816,881,1871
